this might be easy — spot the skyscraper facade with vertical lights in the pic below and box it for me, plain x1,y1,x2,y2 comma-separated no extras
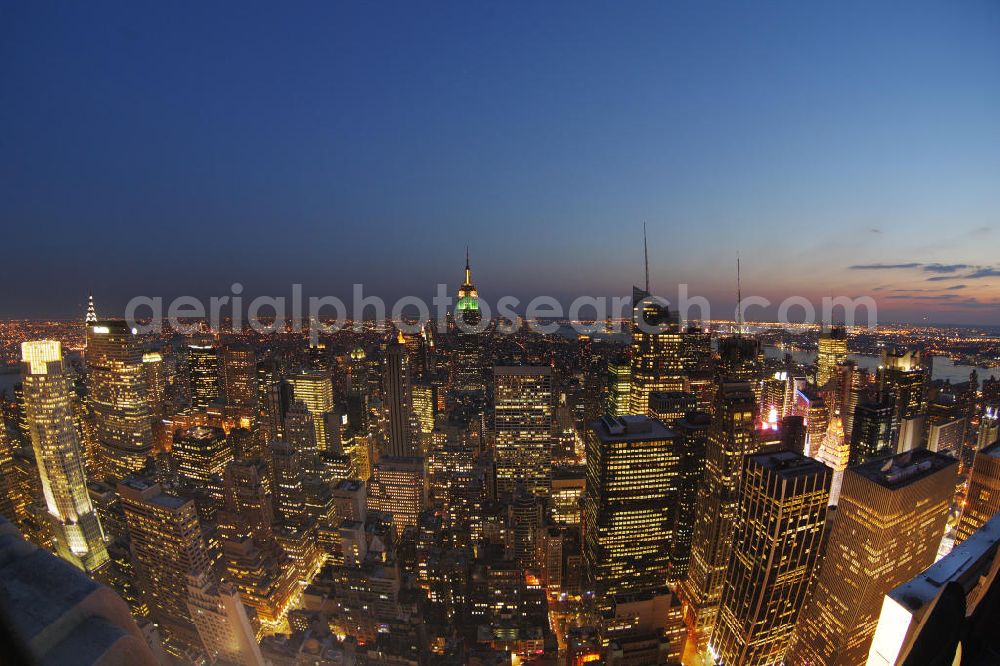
86,320,155,478
787,449,956,665
188,342,221,410
382,334,415,457
711,450,830,665
678,381,758,650
956,440,1000,544
220,343,258,409
582,415,678,602
288,370,335,452
493,366,554,497
629,287,683,416
20,341,109,575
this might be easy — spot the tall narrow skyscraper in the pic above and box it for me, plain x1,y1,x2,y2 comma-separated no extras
710,450,830,665
86,320,155,478
493,366,554,497
188,342,221,410
20,341,108,575
453,250,485,392
288,370,336,452
955,440,1000,544
816,326,848,388
677,381,758,651
220,342,258,409
382,332,416,457
787,449,956,665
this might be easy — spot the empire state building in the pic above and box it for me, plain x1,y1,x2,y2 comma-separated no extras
453,250,485,392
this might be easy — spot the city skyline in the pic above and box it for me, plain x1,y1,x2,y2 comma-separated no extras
2,2,1000,323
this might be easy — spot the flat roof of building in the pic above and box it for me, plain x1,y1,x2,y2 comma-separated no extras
853,448,956,490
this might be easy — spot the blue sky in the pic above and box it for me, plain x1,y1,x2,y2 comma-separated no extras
2,1,999,323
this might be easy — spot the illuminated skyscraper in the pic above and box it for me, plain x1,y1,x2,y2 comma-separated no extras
877,348,928,451
493,366,554,497
86,320,155,478
20,340,108,575
453,250,485,392
816,326,848,388
118,477,213,651
956,440,1000,544
678,381,758,651
186,574,264,666
629,286,684,415
787,449,956,665
382,334,416,457
605,359,631,417
219,343,258,410
288,370,335,452
816,415,849,505
141,351,168,419
649,390,697,429
710,450,830,665
583,415,678,601
172,425,234,486
188,342,221,410
411,381,436,437
367,456,426,531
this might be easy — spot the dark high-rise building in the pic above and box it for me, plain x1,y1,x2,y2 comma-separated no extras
583,415,678,601
849,400,894,465
877,348,928,451
494,366,554,497
86,320,155,478
219,342,258,409
629,286,684,415
382,333,416,457
670,411,710,581
678,381,758,651
716,335,763,385
188,342,221,410
711,450,830,665
787,449,956,665
453,251,485,392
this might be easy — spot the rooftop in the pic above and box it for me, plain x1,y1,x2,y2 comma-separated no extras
591,415,673,442
854,448,956,490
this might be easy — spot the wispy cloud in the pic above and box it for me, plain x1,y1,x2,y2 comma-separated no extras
849,263,921,270
947,284,968,290
923,263,969,273
885,294,960,300
966,267,1000,279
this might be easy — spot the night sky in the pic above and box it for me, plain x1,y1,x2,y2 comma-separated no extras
2,1,999,324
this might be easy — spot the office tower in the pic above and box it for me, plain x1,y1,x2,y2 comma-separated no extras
367,456,426,531
172,425,233,486
670,411,710,581
956,440,1000,543
711,450,830,665
382,333,416,457
583,415,678,600
878,348,928,451
288,370,336,452
509,486,544,567
284,400,318,462
849,400,894,465
629,286,684,415
219,343,258,409
142,351,168,419
411,381,436,438
188,342,220,410
648,390,697,429
816,326,848,387
118,477,213,650
868,510,1000,666
678,381,758,650
453,250,485,392
186,573,264,666
550,465,586,525
792,386,828,458
306,341,329,372
716,335,763,385
493,366,554,497
605,359,631,416
217,458,298,628
787,449,957,665
817,415,849,505
20,341,109,574
86,320,155,478
760,372,788,424
978,404,999,450
681,324,713,373
925,393,966,458
270,441,307,527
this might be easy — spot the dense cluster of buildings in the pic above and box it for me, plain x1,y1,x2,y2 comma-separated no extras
2,261,1000,666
